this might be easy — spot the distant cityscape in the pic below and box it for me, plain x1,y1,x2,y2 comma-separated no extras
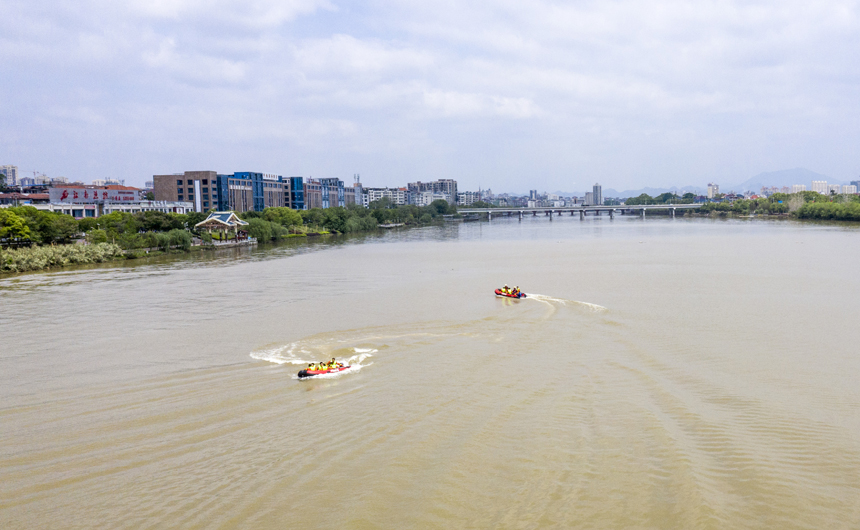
0,164,858,220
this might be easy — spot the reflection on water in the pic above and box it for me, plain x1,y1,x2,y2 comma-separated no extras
1,217,859,529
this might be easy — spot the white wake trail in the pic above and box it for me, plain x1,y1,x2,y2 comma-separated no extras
525,293,607,312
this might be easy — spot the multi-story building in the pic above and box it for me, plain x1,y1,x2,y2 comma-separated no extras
154,171,220,212
529,190,538,200
365,187,408,206
303,180,323,209
154,171,293,212
285,177,305,210
791,184,807,193
811,180,828,194
707,183,719,199
412,191,450,206
317,178,345,208
457,191,480,206
592,183,603,206
584,192,594,205
851,180,860,190
842,185,858,194
0,165,18,186
407,179,458,204
828,184,841,195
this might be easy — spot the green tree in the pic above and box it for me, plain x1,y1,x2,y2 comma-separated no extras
625,194,655,205
0,209,32,243
470,201,494,208
429,199,454,215
246,218,274,241
263,207,303,227
50,214,79,243
185,211,208,228
168,229,192,250
301,208,325,228
136,211,182,232
144,191,155,200
369,197,393,210
87,229,108,244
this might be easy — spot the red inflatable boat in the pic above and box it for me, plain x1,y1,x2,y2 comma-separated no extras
298,365,351,378
495,289,526,299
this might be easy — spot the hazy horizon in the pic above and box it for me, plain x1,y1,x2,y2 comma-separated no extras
2,1,859,191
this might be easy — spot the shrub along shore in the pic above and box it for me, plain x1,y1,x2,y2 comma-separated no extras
1,199,458,274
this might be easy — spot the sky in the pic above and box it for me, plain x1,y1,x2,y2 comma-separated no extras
2,0,859,192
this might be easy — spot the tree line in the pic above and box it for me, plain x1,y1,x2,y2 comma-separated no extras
1,199,459,249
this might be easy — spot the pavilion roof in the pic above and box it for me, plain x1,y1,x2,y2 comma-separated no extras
194,211,249,228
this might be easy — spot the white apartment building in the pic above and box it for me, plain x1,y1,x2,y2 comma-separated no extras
364,187,408,206
791,184,807,193
456,191,480,206
707,183,719,199
412,191,451,206
842,185,858,194
828,184,841,195
811,180,828,194
1,165,19,186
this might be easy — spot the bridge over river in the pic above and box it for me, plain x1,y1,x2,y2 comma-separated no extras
458,204,702,220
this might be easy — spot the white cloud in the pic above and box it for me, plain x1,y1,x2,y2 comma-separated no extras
1,0,859,189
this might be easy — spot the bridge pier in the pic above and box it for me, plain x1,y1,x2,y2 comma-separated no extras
610,209,614,219
533,211,537,216
549,211,553,220
640,209,645,219
672,208,676,218
580,210,584,220
519,211,523,221
488,212,492,221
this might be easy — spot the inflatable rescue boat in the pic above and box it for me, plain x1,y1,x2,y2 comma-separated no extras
495,289,526,299
298,366,351,378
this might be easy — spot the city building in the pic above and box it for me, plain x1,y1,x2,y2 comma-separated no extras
811,180,828,194
592,183,603,206
457,191,480,206
791,184,807,193
154,171,220,212
529,190,538,200
842,185,858,194
303,180,323,209
0,192,50,205
407,179,458,204
851,180,860,190
707,183,720,199
365,187,408,206
0,165,18,187
154,171,293,213
584,192,594,205
49,184,141,205
287,177,305,210
318,178,345,208
412,190,450,206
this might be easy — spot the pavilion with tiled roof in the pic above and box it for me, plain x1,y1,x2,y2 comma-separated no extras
194,211,249,241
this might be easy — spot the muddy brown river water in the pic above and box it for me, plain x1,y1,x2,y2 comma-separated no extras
1,217,859,529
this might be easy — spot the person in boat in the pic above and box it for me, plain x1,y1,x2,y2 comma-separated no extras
514,286,521,297
503,284,510,294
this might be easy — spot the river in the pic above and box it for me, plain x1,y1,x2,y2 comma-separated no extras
1,216,859,529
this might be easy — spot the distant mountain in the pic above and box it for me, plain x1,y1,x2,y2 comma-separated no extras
601,186,704,198
726,168,842,192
